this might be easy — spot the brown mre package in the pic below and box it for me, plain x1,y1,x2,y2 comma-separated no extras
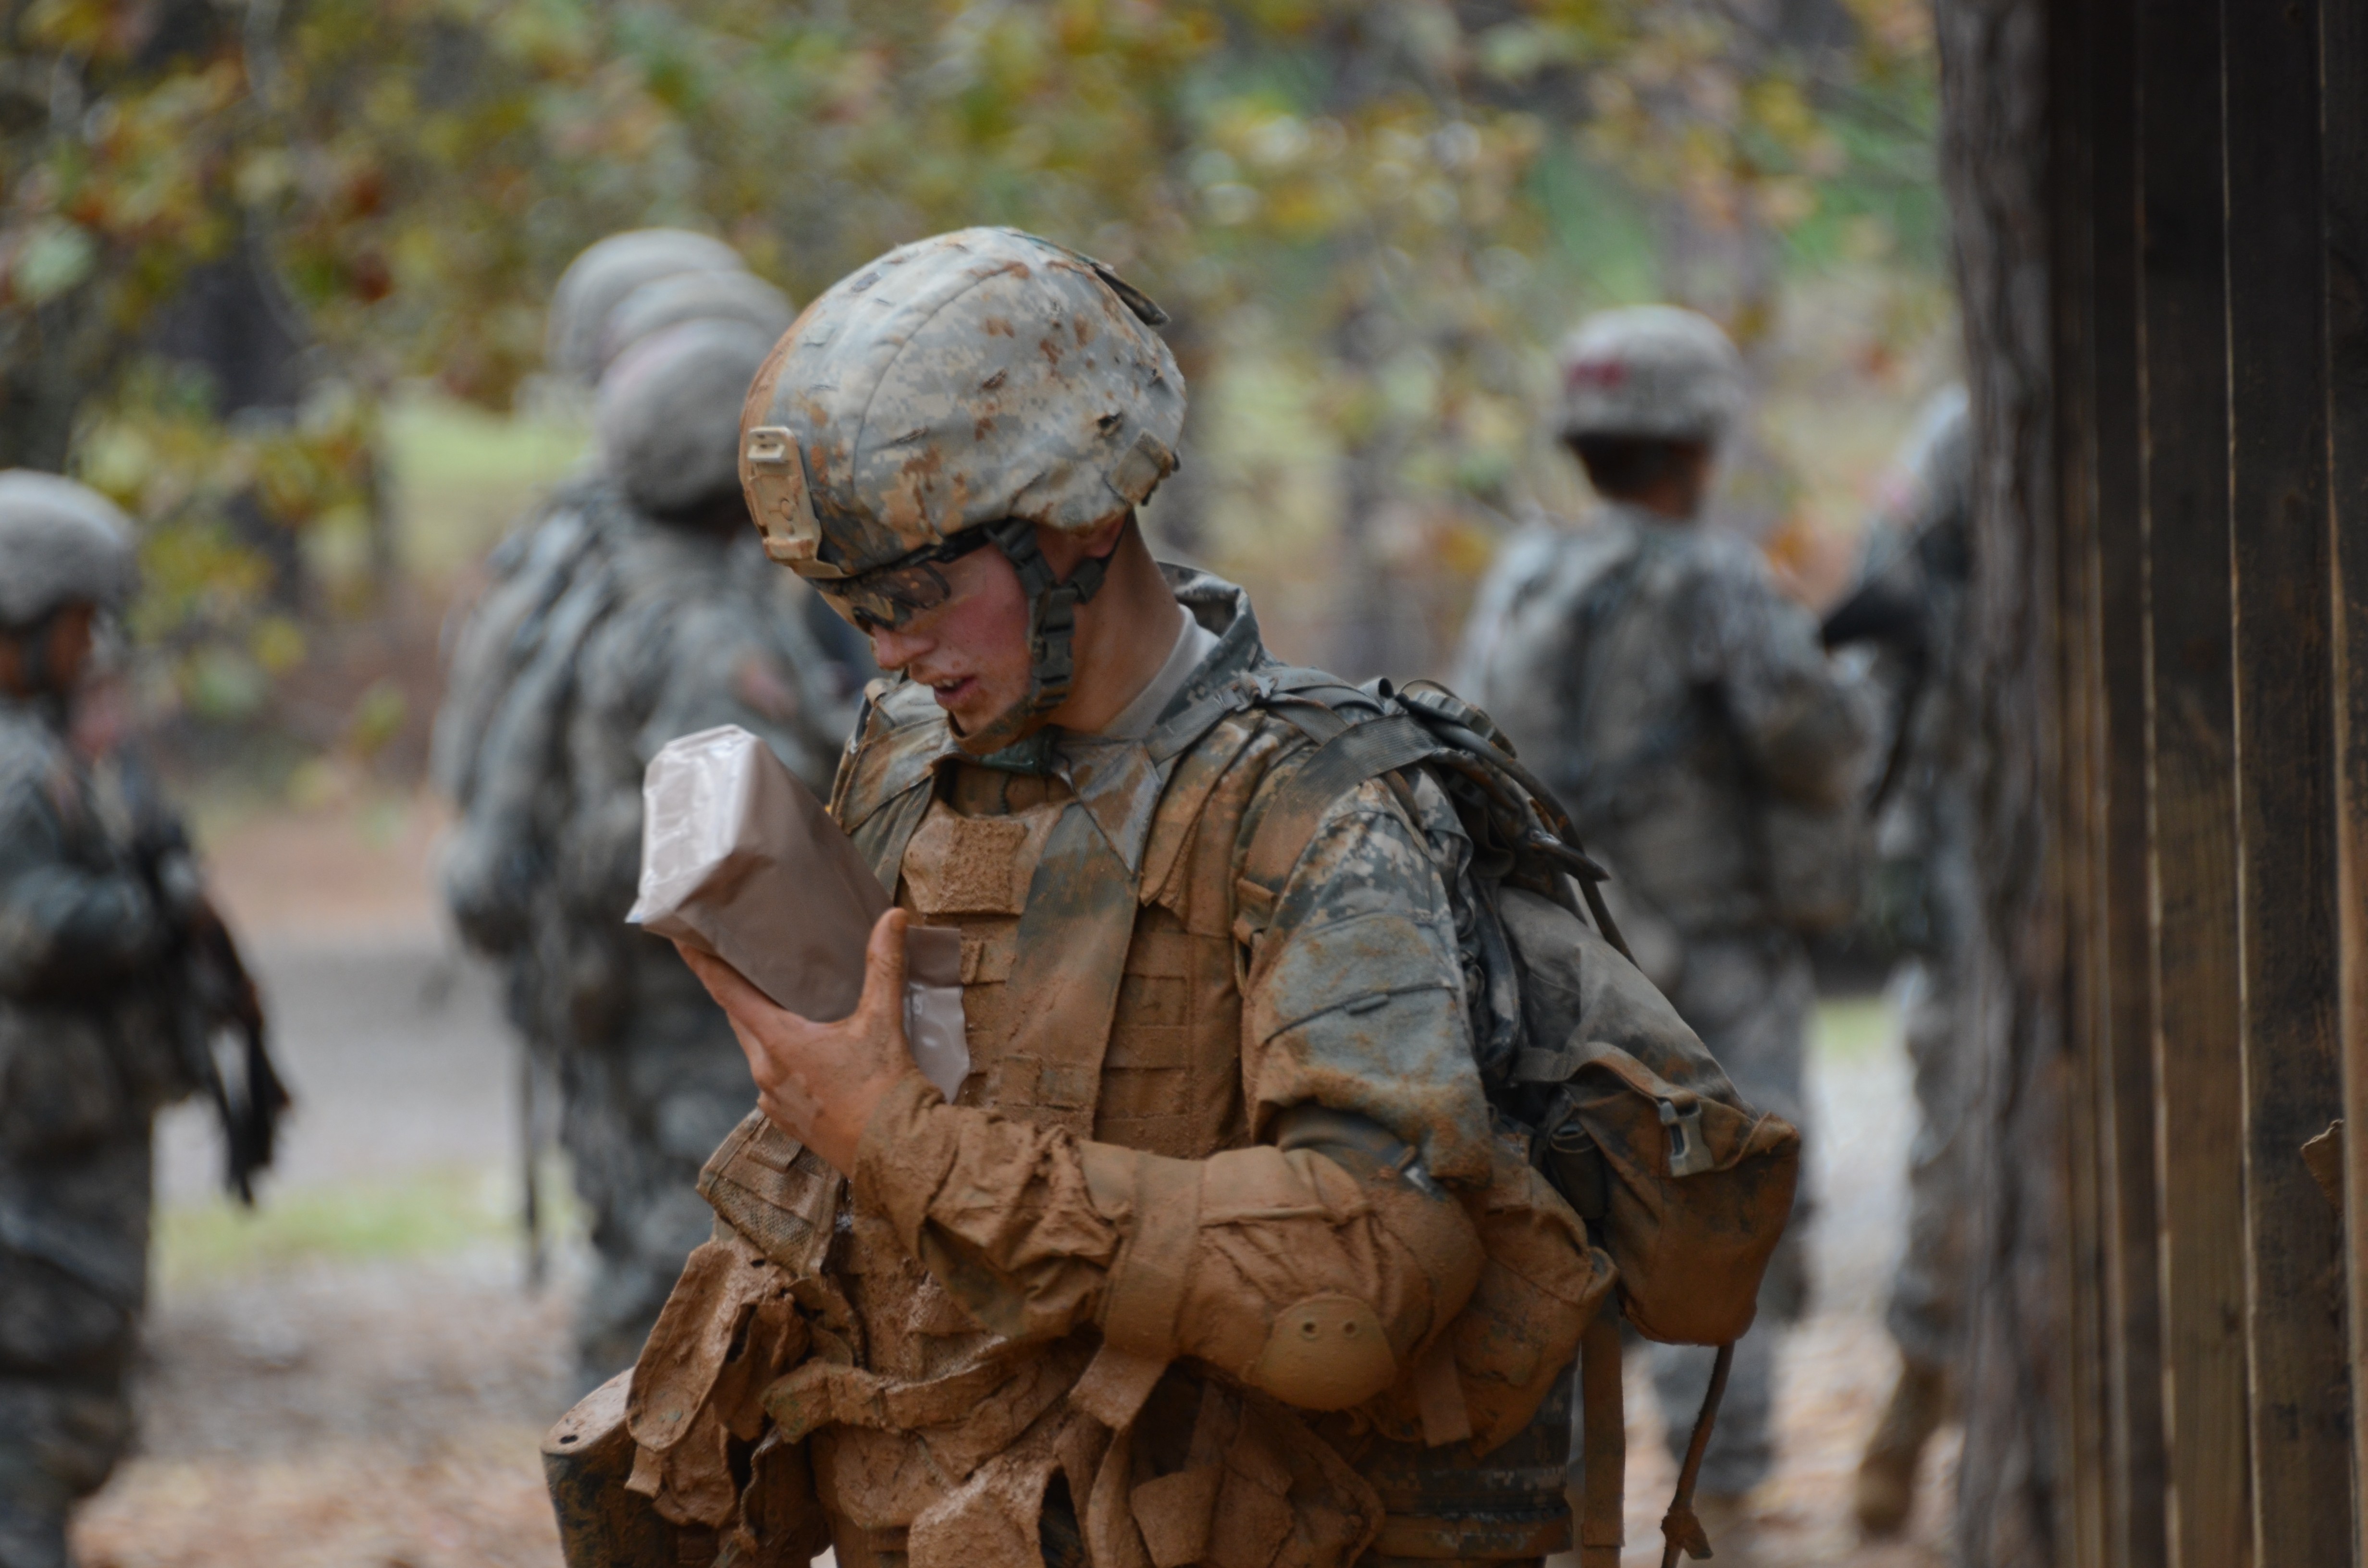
626,724,966,1097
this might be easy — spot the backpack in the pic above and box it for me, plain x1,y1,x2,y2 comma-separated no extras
1231,669,1802,1568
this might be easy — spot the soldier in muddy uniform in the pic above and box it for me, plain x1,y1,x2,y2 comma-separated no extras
438,247,851,1386
548,229,1803,1568
1821,388,1975,1537
1457,307,1870,1556
0,474,206,1568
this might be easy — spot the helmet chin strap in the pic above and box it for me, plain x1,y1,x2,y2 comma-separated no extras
951,518,1113,759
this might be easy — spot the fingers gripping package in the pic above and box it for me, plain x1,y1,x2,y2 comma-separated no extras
626,724,967,1097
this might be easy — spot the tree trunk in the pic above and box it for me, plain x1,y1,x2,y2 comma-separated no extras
1934,0,2070,1563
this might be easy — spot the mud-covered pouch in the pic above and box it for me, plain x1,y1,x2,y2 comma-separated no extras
1495,886,1799,1347
696,1109,843,1281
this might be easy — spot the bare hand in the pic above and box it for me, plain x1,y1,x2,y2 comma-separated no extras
676,908,917,1173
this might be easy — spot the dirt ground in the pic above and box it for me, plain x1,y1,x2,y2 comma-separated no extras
70,796,1955,1568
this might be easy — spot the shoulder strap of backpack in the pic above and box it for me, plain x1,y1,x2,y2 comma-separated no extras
1235,709,1442,917
1233,682,1640,966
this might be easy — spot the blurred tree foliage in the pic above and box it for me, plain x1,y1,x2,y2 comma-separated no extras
0,0,1939,709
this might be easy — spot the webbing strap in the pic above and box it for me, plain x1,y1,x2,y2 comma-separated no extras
1579,1313,1626,1566
1239,712,1441,905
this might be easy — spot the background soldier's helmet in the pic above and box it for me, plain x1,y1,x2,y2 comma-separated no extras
595,270,795,380
737,226,1184,754
546,228,747,385
1554,305,1747,445
596,319,777,520
0,470,138,630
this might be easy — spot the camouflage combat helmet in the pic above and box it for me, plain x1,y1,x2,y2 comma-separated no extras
1554,305,1746,444
596,269,795,380
739,225,1184,753
0,470,138,630
546,229,746,384
598,318,777,519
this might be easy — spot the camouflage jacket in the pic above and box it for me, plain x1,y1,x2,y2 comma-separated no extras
0,695,195,1310
623,570,1619,1568
439,490,847,997
429,471,628,812
1457,503,1870,939
1844,473,1978,957
545,521,849,1052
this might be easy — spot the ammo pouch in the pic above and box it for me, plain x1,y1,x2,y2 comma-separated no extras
544,1372,718,1568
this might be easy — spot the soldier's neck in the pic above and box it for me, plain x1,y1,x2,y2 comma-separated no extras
1044,527,1186,736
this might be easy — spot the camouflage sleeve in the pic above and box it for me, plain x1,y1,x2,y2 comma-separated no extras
846,771,1493,1414
556,595,847,922
1238,770,1497,1185
1694,548,1872,809
635,599,842,797
0,759,158,998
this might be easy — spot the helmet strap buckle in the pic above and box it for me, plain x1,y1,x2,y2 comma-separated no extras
952,519,1114,758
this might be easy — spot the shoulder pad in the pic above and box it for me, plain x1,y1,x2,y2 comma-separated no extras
833,678,950,835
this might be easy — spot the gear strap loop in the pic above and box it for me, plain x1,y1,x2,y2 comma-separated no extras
1578,1312,1626,1566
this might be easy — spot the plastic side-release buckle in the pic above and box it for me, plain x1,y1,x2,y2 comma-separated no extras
1658,1098,1713,1178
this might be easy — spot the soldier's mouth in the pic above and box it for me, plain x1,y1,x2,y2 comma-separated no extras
928,675,978,707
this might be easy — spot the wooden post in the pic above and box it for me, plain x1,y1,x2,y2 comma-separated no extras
2079,0,2168,1557
2065,0,2169,1563
2322,0,2368,1548
2048,0,2112,1556
2221,0,2353,1560
2133,2,2252,1562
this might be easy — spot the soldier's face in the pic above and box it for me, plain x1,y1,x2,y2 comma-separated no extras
867,542,1035,736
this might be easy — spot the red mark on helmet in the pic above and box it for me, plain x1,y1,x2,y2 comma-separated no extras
1566,357,1628,392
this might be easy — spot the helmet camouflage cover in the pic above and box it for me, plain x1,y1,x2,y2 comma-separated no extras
546,228,747,385
596,269,795,381
0,469,138,629
598,318,779,519
737,227,1185,755
1554,304,1746,444
738,226,1184,585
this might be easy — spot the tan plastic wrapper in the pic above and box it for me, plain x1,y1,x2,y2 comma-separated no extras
626,724,968,1099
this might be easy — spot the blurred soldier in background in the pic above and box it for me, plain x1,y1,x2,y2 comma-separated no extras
1456,306,1871,1556
1820,386,1975,1537
434,240,852,1387
0,472,279,1568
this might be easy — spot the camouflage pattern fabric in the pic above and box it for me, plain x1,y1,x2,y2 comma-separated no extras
448,511,847,1388
618,571,1664,1568
0,697,196,1568
1847,390,1977,1379
1458,503,1868,1497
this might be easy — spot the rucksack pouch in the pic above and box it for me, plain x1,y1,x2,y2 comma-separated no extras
1517,1040,1799,1346
1493,886,1801,1347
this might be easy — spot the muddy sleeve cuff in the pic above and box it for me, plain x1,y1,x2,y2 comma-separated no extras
851,1077,1122,1344
1083,1138,1485,1412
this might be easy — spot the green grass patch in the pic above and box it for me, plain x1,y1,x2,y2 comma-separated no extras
382,391,590,583
155,1163,576,1287
1813,994,1899,1065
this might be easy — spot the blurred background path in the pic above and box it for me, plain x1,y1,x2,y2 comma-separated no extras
65,795,1955,1568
